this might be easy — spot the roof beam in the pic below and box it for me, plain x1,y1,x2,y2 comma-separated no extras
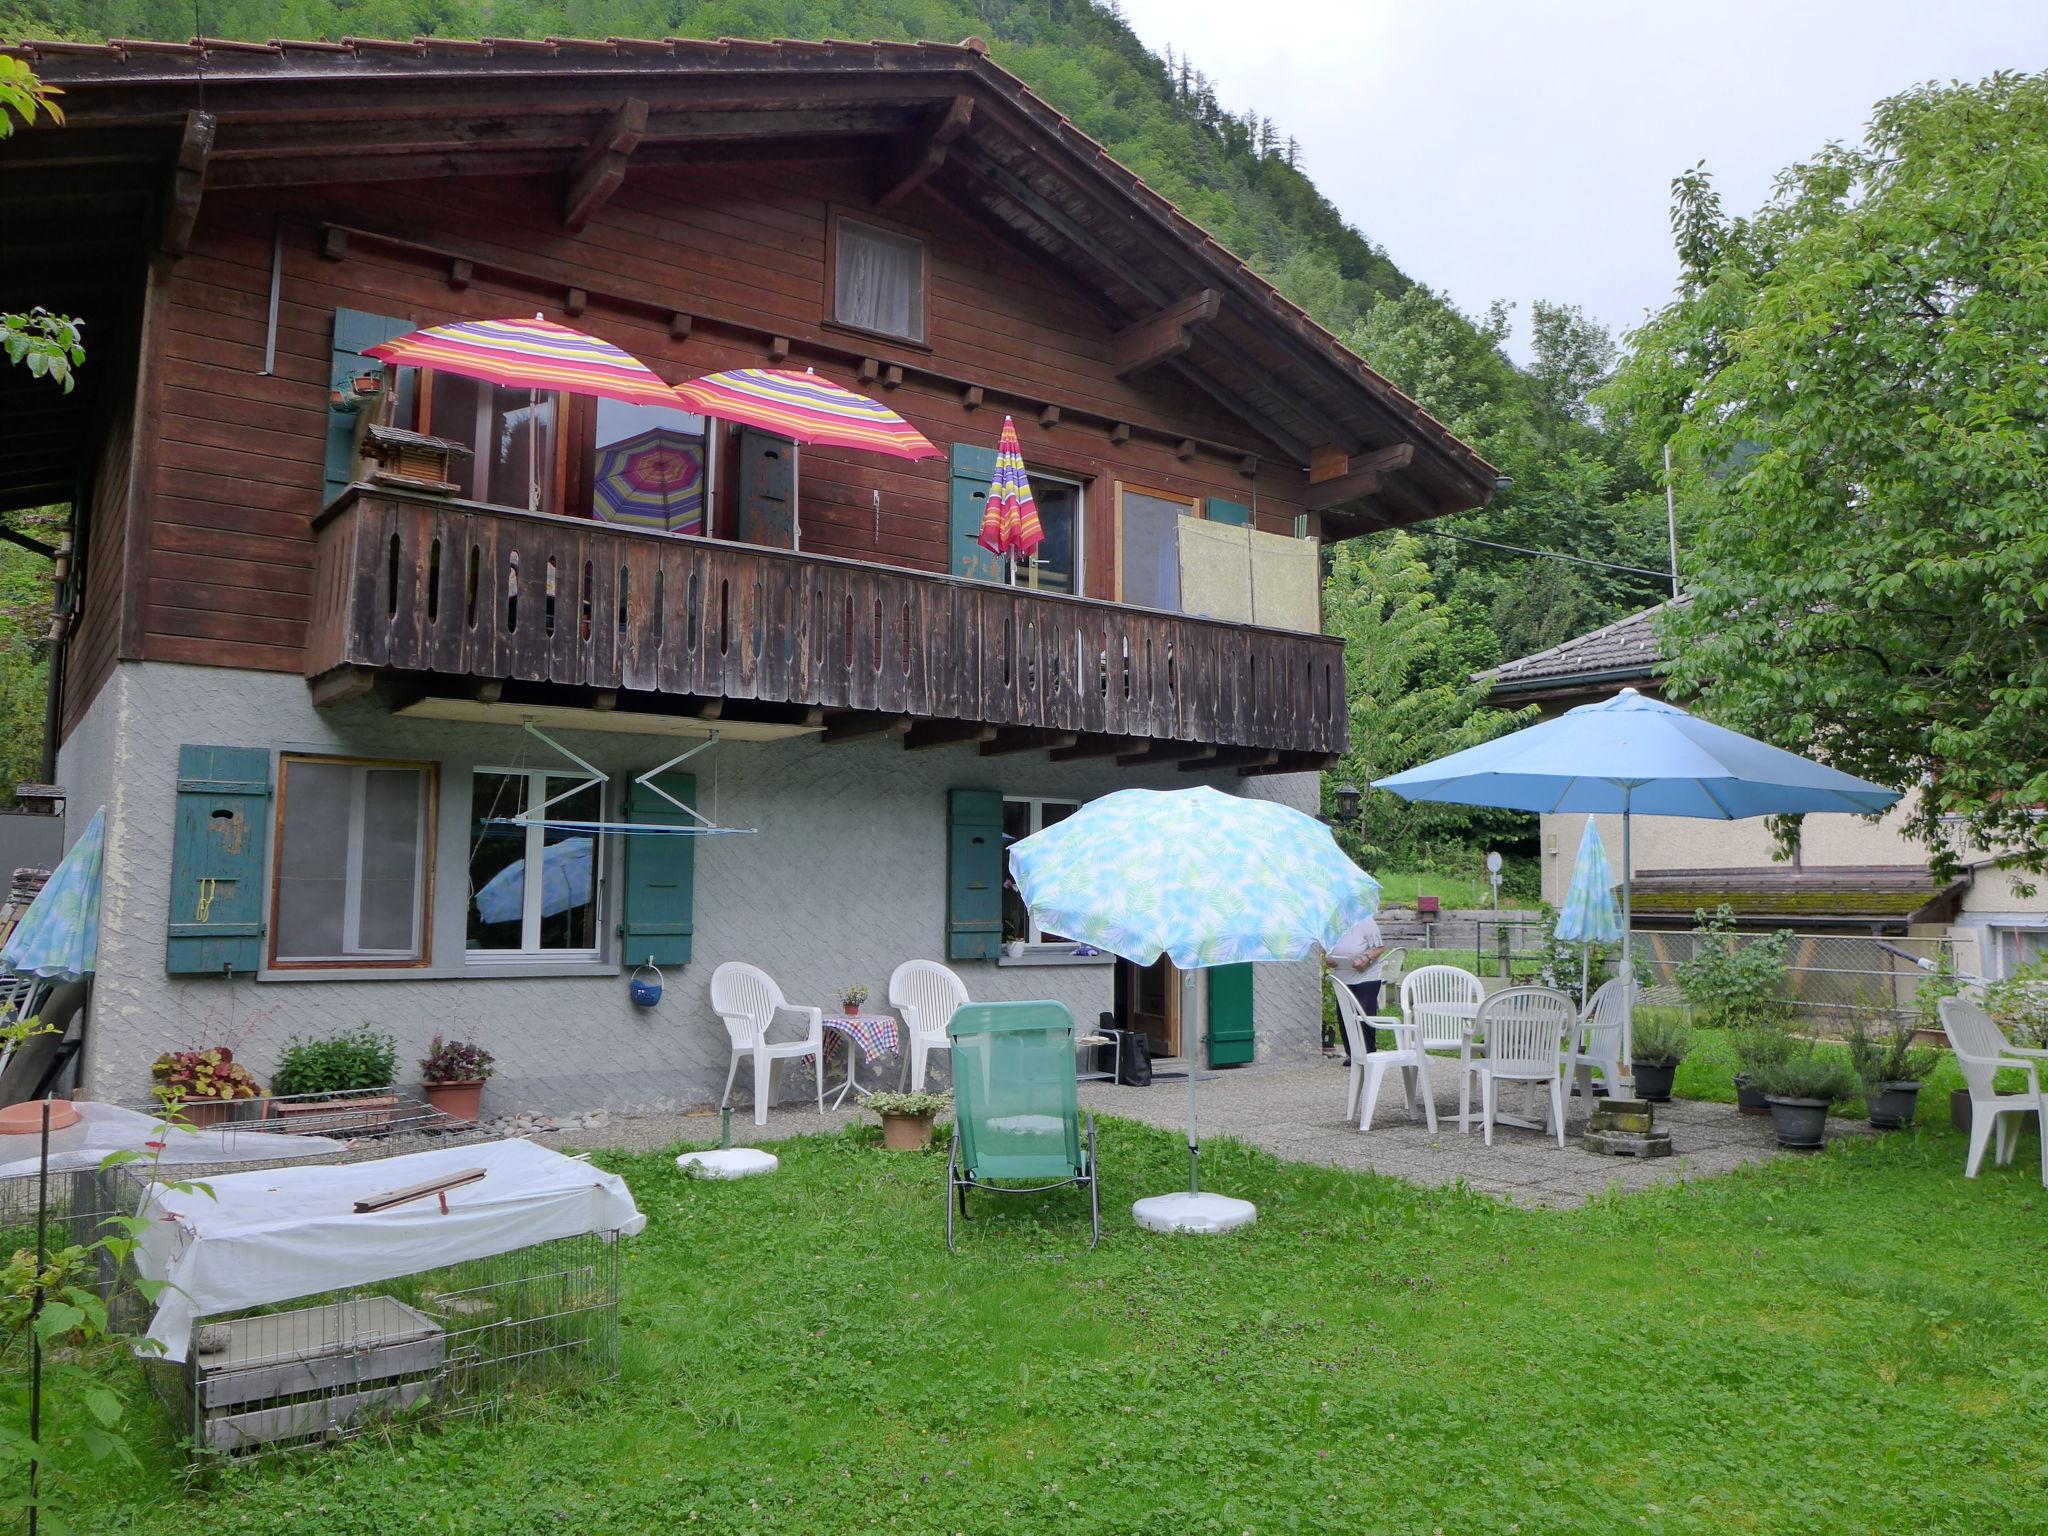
1305,446,1416,513
155,110,214,259
563,97,647,233
872,94,973,211
903,720,996,751
1113,288,1220,378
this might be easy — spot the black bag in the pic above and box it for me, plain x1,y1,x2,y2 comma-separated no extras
1115,1028,1153,1087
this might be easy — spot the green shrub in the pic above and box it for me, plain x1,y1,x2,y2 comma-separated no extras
1676,906,1793,1030
1732,1018,1798,1079
863,1091,951,1118
1753,1044,1859,1104
1847,1015,1938,1090
271,1027,398,1098
1632,1010,1694,1067
1985,957,2048,1048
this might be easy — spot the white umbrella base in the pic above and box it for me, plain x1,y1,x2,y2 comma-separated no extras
676,1148,779,1179
1133,1191,1257,1234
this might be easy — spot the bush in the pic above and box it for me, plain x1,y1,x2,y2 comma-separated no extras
864,1091,951,1118
1753,1045,1859,1104
1846,1015,1937,1090
1632,1010,1694,1068
271,1027,397,1098
1676,906,1793,1030
1732,1020,1797,1080
151,1046,261,1101
1985,958,2048,1048
419,1034,495,1085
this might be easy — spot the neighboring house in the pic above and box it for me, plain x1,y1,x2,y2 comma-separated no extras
0,35,1499,1111
1481,600,2047,979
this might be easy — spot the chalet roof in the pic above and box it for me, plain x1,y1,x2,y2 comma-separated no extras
0,33,1500,526
1478,598,1680,700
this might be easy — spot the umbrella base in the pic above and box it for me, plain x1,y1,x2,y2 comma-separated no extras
1132,1191,1256,1234
676,1148,778,1179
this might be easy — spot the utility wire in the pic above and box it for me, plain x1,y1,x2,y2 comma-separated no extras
1413,526,1676,583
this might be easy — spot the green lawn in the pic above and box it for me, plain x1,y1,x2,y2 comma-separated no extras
1376,868,1536,911
52,1074,2048,1535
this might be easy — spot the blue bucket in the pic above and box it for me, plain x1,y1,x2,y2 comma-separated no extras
629,962,664,1009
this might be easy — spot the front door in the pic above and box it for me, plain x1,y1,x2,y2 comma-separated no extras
1118,956,1180,1059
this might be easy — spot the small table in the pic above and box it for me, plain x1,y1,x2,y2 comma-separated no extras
813,1014,900,1109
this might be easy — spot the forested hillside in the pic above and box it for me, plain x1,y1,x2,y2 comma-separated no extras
4,1,1676,854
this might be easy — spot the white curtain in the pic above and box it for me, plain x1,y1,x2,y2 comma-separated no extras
836,220,922,340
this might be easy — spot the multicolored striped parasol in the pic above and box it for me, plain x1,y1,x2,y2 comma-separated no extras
592,428,705,533
669,368,941,461
362,316,679,409
976,416,1043,559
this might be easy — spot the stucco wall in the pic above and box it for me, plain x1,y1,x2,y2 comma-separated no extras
58,661,1324,1113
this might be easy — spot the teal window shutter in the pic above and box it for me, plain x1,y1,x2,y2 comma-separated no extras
325,308,414,507
166,745,272,975
1205,497,1253,526
947,788,1004,960
1206,963,1255,1066
620,774,696,966
948,443,1001,582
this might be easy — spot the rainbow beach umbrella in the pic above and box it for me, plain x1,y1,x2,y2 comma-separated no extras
977,416,1043,560
671,367,941,460
593,428,705,533
363,315,679,410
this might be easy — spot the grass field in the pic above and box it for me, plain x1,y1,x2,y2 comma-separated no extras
49,1063,2048,1536
1374,869,1537,911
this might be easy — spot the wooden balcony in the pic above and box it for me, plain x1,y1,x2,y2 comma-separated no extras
308,489,1347,768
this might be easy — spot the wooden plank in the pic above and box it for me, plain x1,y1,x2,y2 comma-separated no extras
1113,289,1221,378
564,97,649,232
872,94,975,210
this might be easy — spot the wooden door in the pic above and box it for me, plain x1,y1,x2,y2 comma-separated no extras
1118,956,1181,1058
734,427,796,548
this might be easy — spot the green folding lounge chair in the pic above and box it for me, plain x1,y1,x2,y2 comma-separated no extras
945,1001,1100,1250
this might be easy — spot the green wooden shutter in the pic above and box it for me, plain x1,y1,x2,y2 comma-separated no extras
620,774,696,966
947,788,1004,960
949,443,1001,582
166,745,271,975
1205,497,1253,526
324,308,414,507
1207,963,1255,1066
735,427,797,548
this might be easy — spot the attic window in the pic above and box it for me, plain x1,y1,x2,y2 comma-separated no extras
830,214,927,344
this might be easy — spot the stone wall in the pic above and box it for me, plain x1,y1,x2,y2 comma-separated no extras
58,661,1325,1113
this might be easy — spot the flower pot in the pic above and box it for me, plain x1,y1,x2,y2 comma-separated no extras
1866,1080,1921,1131
423,1079,485,1124
1950,1088,2039,1136
1633,1061,1678,1102
844,1004,861,1018
266,1093,399,1135
176,1098,239,1128
1766,1095,1830,1151
879,1110,935,1151
1733,1074,1769,1116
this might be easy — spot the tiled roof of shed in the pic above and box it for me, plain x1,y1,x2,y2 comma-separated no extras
1478,598,1682,694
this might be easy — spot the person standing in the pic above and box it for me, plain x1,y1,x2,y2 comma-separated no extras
1325,915,1387,1066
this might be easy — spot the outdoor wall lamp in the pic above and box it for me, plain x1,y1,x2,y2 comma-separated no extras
1332,783,1363,828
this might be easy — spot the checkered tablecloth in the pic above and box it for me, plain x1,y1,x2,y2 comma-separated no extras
820,1014,898,1064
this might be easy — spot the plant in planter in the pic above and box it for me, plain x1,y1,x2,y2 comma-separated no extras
1753,1047,1858,1151
150,1047,262,1126
1731,1008,1797,1114
419,1034,496,1124
1629,1011,1693,1102
1847,1014,1938,1130
840,984,871,1018
269,1027,399,1132
863,1090,950,1151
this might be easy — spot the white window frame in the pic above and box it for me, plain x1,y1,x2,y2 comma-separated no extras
1011,470,1084,595
272,758,431,967
1005,796,1081,944
467,767,606,962
1989,922,2048,980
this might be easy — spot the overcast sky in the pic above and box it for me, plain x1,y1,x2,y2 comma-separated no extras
1119,0,2048,360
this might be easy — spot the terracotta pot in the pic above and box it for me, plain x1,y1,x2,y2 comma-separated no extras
266,1093,399,1135
176,1098,238,1128
844,1003,861,1017
879,1111,935,1151
0,1098,82,1135
423,1079,485,1123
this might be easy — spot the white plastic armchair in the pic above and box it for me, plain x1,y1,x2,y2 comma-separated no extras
1469,986,1578,1148
1939,995,2047,1184
1401,964,1485,1129
890,959,969,1091
1568,975,1633,1104
1331,973,1436,1135
710,962,825,1127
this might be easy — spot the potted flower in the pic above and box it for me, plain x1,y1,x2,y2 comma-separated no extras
1629,1011,1693,1103
268,1027,399,1133
864,1090,950,1151
1731,1016,1796,1115
1847,1015,1937,1130
841,984,870,1018
150,1047,262,1126
419,1034,496,1124
1754,1047,1858,1151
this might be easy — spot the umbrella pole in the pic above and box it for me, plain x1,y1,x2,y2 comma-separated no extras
1621,791,1634,1069
1183,967,1200,1196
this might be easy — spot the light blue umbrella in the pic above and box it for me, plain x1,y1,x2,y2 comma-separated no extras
1010,785,1379,1227
1555,817,1621,1003
473,836,595,926
3,806,104,982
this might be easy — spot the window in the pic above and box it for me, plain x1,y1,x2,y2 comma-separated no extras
1014,474,1082,595
417,370,565,515
1002,797,1079,944
593,399,710,536
1116,483,1198,611
830,214,927,343
467,770,605,957
1991,925,2048,979
272,757,433,966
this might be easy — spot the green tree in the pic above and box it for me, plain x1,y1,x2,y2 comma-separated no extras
1609,71,2048,879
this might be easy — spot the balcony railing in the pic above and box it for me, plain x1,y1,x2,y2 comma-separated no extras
309,489,1347,760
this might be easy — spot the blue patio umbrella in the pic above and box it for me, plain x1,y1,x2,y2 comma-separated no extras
1555,817,1621,1002
3,806,104,982
1009,785,1379,1231
473,836,595,926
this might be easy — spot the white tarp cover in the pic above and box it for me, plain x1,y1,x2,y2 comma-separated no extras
134,1138,645,1360
0,1100,347,1180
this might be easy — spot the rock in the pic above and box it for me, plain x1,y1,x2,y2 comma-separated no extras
1583,1129,1674,1159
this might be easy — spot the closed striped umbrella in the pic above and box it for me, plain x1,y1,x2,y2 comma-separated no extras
670,368,941,460
976,416,1043,559
363,315,679,409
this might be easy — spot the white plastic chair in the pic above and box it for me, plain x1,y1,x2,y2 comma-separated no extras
889,959,969,1092
1331,973,1436,1135
1469,986,1578,1148
710,962,825,1127
1568,975,1633,1104
1379,946,1409,988
1401,964,1485,1130
1939,996,2047,1184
